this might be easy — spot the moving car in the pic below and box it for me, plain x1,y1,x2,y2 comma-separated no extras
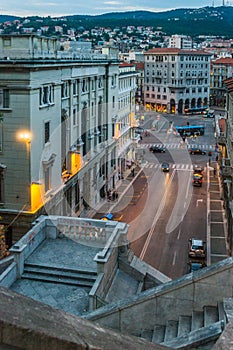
161,162,170,172
149,145,166,153
192,173,203,187
189,148,206,155
193,165,204,176
188,238,206,259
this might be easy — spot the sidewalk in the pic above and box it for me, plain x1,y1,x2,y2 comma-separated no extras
207,161,229,265
89,164,143,219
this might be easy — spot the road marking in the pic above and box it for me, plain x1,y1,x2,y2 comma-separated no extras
196,199,203,207
172,251,177,266
177,227,181,240
140,170,176,260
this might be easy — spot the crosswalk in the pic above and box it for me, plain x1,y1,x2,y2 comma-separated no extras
138,143,215,150
143,162,204,171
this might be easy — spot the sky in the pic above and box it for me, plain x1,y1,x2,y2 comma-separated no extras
0,0,230,18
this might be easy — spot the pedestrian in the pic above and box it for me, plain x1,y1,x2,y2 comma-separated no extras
131,168,135,177
213,168,216,177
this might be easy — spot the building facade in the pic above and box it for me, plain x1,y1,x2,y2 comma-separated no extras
210,57,233,108
168,35,193,50
144,48,211,114
0,34,138,245
219,77,233,254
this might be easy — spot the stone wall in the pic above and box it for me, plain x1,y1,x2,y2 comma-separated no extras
85,258,233,336
0,286,167,350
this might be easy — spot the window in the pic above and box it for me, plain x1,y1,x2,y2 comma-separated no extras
44,121,50,144
73,108,76,125
112,96,115,108
44,167,51,193
3,38,11,47
39,85,54,106
73,80,78,95
62,82,68,98
0,166,6,203
0,89,9,108
98,77,103,88
42,153,56,193
0,118,3,152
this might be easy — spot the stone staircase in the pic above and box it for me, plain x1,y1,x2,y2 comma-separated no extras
140,302,225,349
22,262,97,288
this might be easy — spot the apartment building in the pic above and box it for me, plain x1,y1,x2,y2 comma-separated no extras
0,34,138,245
168,34,193,50
144,48,211,114
210,57,233,107
220,77,233,253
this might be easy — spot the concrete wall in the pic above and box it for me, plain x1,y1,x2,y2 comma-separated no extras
0,286,166,350
85,258,233,336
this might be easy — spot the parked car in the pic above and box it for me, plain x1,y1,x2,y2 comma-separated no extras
189,238,206,259
189,148,206,155
188,260,206,273
161,162,170,172
149,145,166,153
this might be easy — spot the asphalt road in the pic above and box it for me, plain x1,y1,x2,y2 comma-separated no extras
93,113,218,279
128,113,216,278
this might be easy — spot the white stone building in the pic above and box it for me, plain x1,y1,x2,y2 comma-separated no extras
169,35,193,50
0,34,138,244
144,48,211,114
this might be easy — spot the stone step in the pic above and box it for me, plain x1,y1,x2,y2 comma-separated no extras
25,262,97,276
163,320,178,342
217,300,226,323
23,263,97,287
22,272,94,288
161,320,224,349
191,310,204,331
177,315,192,337
204,306,218,327
152,325,165,344
140,329,153,342
24,264,97,281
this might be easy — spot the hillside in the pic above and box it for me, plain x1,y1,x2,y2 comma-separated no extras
0,6,233,37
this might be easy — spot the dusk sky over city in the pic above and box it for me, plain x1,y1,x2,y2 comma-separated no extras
0,0,231,17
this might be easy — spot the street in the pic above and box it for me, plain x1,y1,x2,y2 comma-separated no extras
94,112,221,279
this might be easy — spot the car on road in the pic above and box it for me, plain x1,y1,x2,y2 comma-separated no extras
149,145,166,153
188,260,206,273
189,148,206,155
188,238,206,259
161,162,170,172
192,173,203,187
193,165,204,176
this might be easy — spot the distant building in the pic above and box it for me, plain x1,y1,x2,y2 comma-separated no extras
210,57,233,107
169,35,193,50
144,48,211,114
